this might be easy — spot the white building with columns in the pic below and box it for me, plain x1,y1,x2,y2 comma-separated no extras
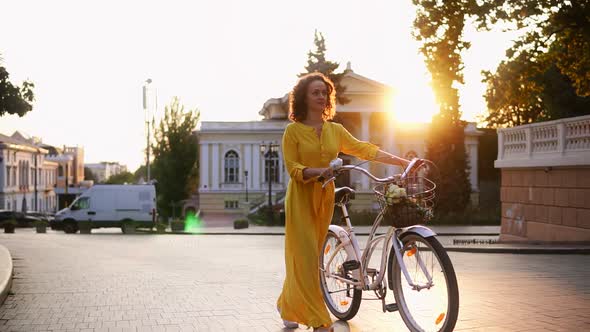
189,67,483,220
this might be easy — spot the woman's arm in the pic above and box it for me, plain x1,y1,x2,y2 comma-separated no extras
338,123,410,169
375,150,411,169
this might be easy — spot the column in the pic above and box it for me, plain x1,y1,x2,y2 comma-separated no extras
385,112,399,175
245,144,252,189
360,112,371,191
211,143,219,190
469,143,479,192
200,143,209,190
253,143,261,190
278,146,284,187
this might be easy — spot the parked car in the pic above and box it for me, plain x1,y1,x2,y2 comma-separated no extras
0,210,43,227
53,184,157,233
25,211,55,223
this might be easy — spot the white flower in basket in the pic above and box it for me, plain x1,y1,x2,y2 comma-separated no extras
384,184,407,204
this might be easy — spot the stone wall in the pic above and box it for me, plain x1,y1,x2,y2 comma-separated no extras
496,115,590,243
500,167,590,242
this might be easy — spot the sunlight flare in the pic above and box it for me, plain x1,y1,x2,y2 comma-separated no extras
390,83,439,124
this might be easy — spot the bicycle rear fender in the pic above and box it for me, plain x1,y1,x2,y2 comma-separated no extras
398,225,437,239
328,225,359,261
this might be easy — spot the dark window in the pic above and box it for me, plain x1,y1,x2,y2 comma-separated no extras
224,150,240,183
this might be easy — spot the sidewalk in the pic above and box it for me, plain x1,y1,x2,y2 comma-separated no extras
1,225,588,310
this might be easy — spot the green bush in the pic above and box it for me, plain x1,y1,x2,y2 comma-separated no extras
170,219,185,232
2,218,17,226
332,205,500,227
33,219,48,227
3,219,17,233
233,219,249,229
247,205,283,226
156,222,167,234
430,206,500,225
332,209,380,226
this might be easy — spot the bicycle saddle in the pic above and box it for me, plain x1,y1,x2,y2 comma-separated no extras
334,186,355,202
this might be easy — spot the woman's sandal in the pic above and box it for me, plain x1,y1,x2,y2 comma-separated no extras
277,306,298,329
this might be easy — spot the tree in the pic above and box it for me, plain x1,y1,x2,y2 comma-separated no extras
151,97,199,218
0,59,35,117
480,1,590,127
300,31,350,105
133,165,147,183
105,172,135,184
413,0,472,216
84,167,99,183
412,0,590,213
483,53,590,127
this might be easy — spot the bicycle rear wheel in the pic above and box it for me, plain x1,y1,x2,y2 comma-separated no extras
319,230,362,321
389,233,459,332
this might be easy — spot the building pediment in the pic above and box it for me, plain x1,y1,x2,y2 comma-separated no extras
340,71,391,96
258,93,289,120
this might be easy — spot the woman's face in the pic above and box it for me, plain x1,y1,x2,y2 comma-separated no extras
305,79,328,116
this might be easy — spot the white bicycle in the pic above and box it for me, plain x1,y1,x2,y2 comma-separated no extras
319,158,459,332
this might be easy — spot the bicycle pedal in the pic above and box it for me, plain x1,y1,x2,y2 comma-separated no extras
342,260,360,271
384,303,399,312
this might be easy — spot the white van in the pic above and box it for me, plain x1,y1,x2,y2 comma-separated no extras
54,184,156,233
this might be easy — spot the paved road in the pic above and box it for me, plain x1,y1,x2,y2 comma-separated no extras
0,229,589,331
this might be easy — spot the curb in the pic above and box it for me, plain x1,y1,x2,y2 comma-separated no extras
0,245,13,306
138,230,500,237
445,247,590,254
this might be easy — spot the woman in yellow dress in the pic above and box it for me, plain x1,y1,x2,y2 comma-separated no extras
276,72,409,331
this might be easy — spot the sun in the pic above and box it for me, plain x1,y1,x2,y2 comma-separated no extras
390,82,439,124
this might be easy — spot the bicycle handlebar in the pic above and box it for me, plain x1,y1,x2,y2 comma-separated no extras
319,158,425,189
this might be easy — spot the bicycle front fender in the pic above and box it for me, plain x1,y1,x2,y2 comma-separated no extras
398,225,437,239
387,225,437,291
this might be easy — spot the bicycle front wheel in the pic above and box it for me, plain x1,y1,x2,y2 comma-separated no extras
319,230,362,321
390,233,459,332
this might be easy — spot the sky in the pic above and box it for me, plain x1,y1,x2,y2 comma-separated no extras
0,0,516,171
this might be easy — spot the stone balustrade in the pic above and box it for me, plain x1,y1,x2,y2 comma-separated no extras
495,115,590,242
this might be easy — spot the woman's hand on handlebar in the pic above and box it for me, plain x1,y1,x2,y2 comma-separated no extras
317,167,334,182
303,167,333,182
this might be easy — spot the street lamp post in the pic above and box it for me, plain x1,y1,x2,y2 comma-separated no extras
143,78,152,182
260,142,279,224
244,170,249,202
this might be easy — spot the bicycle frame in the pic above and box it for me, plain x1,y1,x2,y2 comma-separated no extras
321,163,439,293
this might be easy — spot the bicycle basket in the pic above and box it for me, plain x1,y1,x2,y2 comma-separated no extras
374,176,436,228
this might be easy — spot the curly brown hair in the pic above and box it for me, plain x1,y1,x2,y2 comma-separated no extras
289,72,336,122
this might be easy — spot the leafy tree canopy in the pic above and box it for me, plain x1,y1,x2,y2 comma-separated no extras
0,58,35,117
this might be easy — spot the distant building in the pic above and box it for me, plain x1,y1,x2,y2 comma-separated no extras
186,65,483,220
86,162,128,183
43,145,89,209
0,132,58,213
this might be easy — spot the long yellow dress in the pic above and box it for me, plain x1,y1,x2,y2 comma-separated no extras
277,120,379,328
